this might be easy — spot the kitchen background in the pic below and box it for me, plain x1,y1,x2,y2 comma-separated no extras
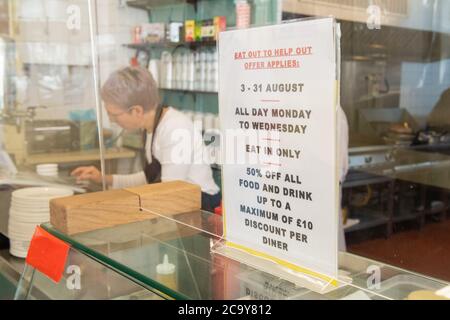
0,0,449,284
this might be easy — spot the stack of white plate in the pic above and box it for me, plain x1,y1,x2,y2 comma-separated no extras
36,163,58,177
8,187,73,258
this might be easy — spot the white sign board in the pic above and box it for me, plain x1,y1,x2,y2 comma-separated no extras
219,18,339,281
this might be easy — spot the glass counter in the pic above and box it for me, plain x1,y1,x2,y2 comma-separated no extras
1,0,450,295
15,210,450,300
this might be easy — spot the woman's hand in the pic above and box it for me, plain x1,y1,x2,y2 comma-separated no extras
71,166,113,186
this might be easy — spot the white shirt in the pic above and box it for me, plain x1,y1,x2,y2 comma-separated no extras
337,104,349,252
112,107,220,195
337,104,349,183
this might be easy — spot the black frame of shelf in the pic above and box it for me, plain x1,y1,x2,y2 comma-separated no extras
344,209,390,233
392,211,421,223
160,88,217,95
124,41,217,52
127,0,198,11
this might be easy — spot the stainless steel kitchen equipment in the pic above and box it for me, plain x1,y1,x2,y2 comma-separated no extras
25,119,80,154
345,144,450,242
358,108,419,145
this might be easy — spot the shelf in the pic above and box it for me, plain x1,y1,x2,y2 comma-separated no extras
25,148,136,165
392,211,420,223
160,88,217,95
345,209,389,233
124,40,217,51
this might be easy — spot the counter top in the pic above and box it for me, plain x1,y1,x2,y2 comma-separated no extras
25,147,136,165
39,211,449,300
355,148,450,189
0,249,25,299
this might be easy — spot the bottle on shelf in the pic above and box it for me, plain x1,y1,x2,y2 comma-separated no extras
204,50,212,92
158,47,219,93
194,50,201,91
160,51,173,89
148,59,160,86
187,51,195,91
199,49,207,92
173,51,181,89
213,48,219,92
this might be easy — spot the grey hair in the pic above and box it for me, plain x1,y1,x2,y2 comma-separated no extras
101,66,160,112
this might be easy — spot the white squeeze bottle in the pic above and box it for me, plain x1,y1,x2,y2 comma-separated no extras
156,254,177,290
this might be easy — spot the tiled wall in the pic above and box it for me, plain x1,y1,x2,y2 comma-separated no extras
16,0,148,121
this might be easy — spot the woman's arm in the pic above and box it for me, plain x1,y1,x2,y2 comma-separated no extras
71,166,113,186
111,171,148,189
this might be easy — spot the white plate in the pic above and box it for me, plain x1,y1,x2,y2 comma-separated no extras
10,218,49,226
11,206,50,212
37,167,58,171
9,216,38,225
37,169,58,173
9,248,28,259
10,205,50,212
7,230,34,241
8,225,37,236
10,210,49,216
10,207,49,214
8,219,39,233
12,187,73,201
37,172,58,176
9,243,29,258
10,209,49,216
10,240,30,250
9,213,49,224
37,173,58,177
36,163,57,168
10,202,50,210
36,164,57,170
7,227,34,239
11,197,50,203
10,200,50,207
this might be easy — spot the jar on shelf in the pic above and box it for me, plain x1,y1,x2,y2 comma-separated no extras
235,0,251,29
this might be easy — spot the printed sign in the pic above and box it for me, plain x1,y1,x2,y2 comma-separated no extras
219,18,339,280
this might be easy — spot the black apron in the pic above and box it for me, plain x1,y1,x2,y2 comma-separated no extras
142,105,164,184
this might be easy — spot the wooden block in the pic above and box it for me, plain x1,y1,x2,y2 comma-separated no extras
125,180,201,215
50,181,201,235
50,189,144,235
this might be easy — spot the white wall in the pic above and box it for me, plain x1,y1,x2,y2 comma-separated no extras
282,0,450,33
15,0,148,120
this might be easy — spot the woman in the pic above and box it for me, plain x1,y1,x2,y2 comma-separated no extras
71,66,221,212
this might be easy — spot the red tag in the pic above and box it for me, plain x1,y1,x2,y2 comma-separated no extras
26,226,70,283
214,201,223,216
